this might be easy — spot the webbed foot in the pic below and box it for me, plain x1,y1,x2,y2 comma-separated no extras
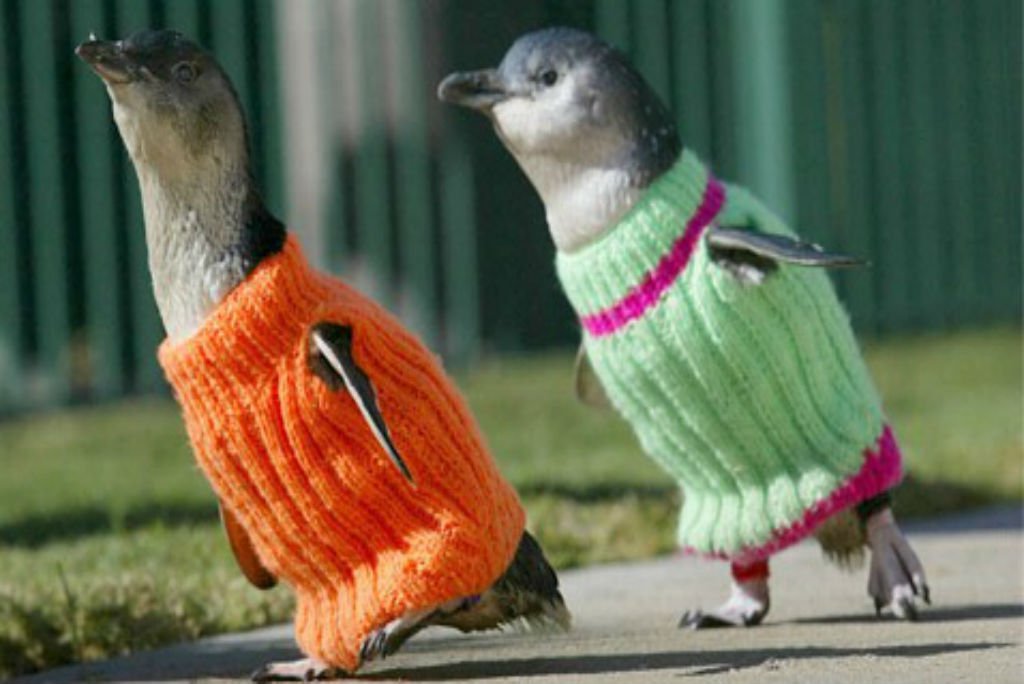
251,658,347,681
866,508,930,620
680,559,770,629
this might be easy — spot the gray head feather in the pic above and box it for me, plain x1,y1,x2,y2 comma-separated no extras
439,28,682,251
494,27,680,184
78,29,283,341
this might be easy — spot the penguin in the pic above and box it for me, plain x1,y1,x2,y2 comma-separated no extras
439,26,928,628
78,28,568,680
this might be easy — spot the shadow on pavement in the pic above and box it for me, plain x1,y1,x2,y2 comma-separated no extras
364,642,1011,681
790,602,1024,626
15,636,1012,682
904,504,1023,534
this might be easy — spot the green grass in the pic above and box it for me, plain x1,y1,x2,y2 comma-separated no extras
0,328,1020,678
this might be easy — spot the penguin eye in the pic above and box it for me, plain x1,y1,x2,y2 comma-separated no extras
539,69,558,87
173,62,196,83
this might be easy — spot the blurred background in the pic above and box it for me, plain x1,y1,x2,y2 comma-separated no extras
0,0,1019,409
0,0,1020,679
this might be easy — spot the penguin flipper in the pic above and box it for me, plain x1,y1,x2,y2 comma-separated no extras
706,226,867,285
573,343,612,409
220,501,277,590
308,322,414,483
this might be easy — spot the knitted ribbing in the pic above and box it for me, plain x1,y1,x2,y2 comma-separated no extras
158,236,525,671
556,151,900,559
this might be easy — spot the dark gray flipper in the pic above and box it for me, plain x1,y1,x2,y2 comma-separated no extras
706,226,867,285
308,322,414,483
573,343,612,409
707,226,868,268
220,501,277,590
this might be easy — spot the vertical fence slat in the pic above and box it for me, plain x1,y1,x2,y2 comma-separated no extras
992,0,1023,322
212,0,284,236
903,0,945,329
594,0,630,51
728,0,795,221
209,0,250,123
115,0,163,392
322,0,348,268
253,0,284,213
21,0,71,403
787,0,832,244
631,0,670,104
865,1,911,332
354,0,393,299
832,0,876,332
389,0,437,343
671,0,713,158
964,0,1001,324
937,0,977,326
706,0,738,175
163,0,201,37
817,0,847,301
440,138,479,362
1005,0,1023,321
71,0,126,399
0,0,23,407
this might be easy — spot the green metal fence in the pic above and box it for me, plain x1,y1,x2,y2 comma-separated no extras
0,0,280,410
437,0,1022,346
0,0,1020,414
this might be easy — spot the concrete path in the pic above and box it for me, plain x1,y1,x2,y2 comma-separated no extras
16,507,1023,683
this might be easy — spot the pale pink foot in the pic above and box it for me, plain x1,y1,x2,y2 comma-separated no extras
866,508,930,619
251,657,348,681
680,559,771,629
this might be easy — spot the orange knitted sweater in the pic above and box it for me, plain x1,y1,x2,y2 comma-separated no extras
158,236,525,670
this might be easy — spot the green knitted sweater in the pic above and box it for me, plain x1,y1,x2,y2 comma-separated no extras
556,150,899,560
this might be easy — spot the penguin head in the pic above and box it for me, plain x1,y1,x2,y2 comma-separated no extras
439,27,680,185
77,30,249,184
438,27,681,251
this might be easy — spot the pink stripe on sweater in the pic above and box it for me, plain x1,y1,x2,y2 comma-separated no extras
580,176,725,337
683,425,904,564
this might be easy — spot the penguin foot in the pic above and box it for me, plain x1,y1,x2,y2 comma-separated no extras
359,603,456,664
866,508,930,620
679,579,770,629
251,658,347,681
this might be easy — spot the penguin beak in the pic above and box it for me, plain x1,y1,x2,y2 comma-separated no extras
76,37,136,85
437,69,510,110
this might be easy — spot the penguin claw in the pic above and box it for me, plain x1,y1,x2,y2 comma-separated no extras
358,606,442,665
866,509,930,621
679,588,769,630
679,608,764,629
358,628,391,664
895,595,919,621
251,658,347,681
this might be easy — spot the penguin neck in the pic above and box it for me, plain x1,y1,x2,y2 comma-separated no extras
511,153,641,253
137,162,284,342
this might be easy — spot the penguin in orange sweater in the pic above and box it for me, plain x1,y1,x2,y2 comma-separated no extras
77,29,568,680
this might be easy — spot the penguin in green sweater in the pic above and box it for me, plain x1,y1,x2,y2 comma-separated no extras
440,27,929,627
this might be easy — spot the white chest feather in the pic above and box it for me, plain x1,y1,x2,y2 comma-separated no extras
140,176,249,342
108,88,255,343
515,156,641,253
